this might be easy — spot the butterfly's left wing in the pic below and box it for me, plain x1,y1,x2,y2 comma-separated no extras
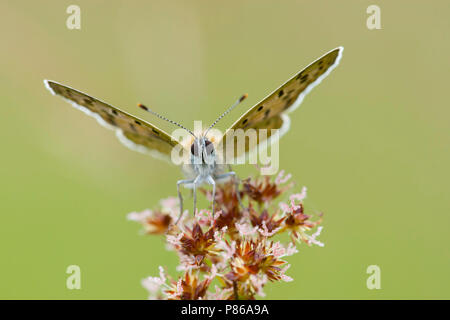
44,80,183,162
218,47,343,162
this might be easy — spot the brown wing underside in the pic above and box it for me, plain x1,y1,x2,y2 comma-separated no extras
219,47,343,160
45,80,180,160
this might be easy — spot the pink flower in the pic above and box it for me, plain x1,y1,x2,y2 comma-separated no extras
214,226,228,242
249,274,268,297
127,209,152,222
275,170,292,185
285,242,299,256
258,220,281,237
128,209,172,234
176,254,199,271
271,242,286,258
280,265,293,282
290,186,307,202
166,233,183,248
308,226,324,247
160,197,179,213
216,240,236,261
235,222,259,237
141,266,168,299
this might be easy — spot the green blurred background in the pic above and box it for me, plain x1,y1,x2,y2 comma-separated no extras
1,0,449,299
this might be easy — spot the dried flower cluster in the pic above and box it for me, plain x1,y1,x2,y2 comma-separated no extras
128,170,324,300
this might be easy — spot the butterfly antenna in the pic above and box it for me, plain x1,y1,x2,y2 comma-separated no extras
205,93,248,135
138,103,196,137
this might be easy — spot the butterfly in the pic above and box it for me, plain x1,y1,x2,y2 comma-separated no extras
44,46,343,223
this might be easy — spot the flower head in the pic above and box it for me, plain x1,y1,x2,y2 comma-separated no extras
176,223,221,267
127,209,171,235
129,169,325,300
242,172,291,205
248,206,284,238
165,270,212,300
281,198,323,245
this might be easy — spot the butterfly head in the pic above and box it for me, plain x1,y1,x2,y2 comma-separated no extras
191,136,215,166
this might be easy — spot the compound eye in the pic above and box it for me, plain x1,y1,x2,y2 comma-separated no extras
204,140,214,154
191,143,199,156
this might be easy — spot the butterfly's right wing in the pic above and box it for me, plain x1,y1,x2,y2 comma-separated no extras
44,80,184,162
217,47,343,163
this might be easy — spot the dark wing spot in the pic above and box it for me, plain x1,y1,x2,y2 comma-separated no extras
278,90,284,98
134,120,141,125
112,109,118,115
300,74,309,83
83,98,93,106
242,119,248,124
257,105,263,112
106,114,117,126
318,60,323,65
283,98,294,110
152,128,160,135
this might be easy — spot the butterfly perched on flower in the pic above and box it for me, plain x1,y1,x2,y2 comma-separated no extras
44,47,343,223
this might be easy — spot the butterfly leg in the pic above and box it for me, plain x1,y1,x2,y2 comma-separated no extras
232,173,244,209
206,175,216,218
176,178,195,224
192,175,202,217
227,165,244,208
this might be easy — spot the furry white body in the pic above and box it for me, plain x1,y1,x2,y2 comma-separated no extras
176,136,238,223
